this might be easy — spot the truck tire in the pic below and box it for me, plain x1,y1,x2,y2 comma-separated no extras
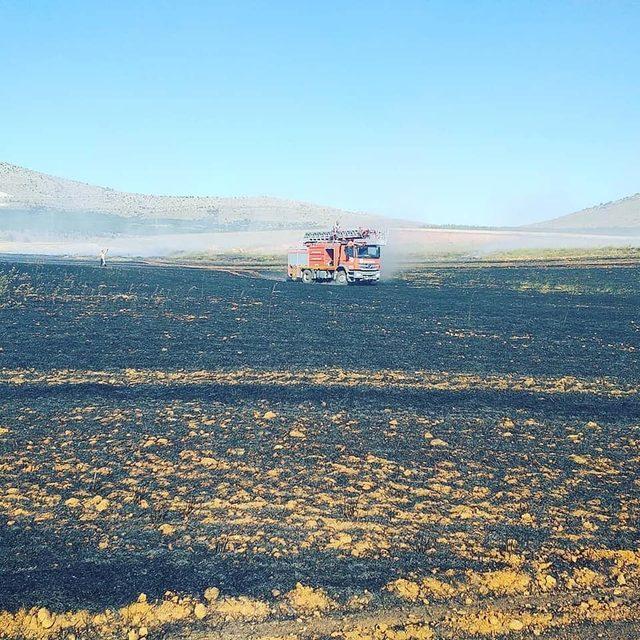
335,270,348,285
302,270,314,284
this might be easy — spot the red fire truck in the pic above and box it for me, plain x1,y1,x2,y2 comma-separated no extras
287,227,384,284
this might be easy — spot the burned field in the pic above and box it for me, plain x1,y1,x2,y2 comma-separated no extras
0,260,639,639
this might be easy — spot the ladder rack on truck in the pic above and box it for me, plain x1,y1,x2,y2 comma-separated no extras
302,228,385,244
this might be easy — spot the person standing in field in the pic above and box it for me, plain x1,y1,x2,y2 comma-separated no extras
99,248,108,267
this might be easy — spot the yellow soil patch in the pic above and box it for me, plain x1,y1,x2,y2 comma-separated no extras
0,591,271,640
337,622,434,639
0,367,635,398
449,608,553,636
468,570,532,596
284,583,336,613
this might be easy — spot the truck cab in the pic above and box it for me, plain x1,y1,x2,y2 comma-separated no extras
343,243,381,283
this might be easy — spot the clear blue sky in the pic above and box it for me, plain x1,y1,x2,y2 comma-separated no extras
1,1,639,225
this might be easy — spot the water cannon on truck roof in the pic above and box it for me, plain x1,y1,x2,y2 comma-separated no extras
287,225,386,285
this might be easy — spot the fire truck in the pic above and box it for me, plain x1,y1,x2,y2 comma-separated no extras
287,227,384,284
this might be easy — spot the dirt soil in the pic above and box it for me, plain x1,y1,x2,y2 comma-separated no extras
0,259,639,639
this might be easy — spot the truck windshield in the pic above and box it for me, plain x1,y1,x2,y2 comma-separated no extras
358,245,380,259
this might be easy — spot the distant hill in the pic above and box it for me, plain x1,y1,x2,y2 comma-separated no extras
3,160,638,242
529,193,640,232
0,162,394,235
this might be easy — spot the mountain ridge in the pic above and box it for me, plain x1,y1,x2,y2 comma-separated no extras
0,161,390,229
528,192,640,230
2,161,639,232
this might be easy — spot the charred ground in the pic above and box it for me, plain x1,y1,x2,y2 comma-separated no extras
0,259,639,639
0,260,638,378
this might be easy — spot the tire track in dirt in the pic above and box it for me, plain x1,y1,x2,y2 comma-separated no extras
154,587,640,639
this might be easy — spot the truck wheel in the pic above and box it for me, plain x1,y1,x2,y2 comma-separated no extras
335,270,348,285
301,270,314,284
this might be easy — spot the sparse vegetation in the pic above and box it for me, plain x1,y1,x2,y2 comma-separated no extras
167,251,284,267
486,245,640,261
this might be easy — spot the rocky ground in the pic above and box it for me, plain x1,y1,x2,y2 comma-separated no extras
0,259,638,639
